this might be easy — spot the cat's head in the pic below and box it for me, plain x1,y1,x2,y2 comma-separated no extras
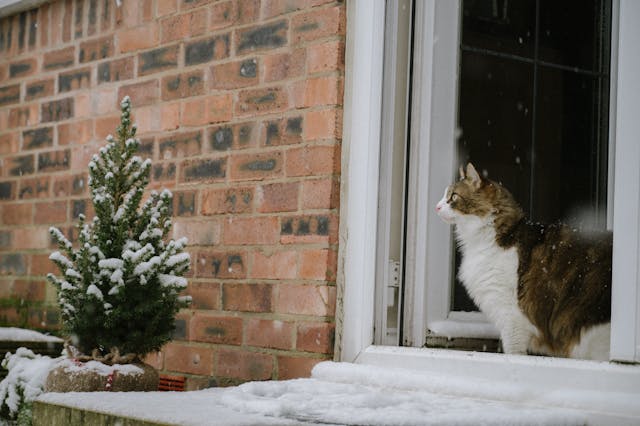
436,163,522,227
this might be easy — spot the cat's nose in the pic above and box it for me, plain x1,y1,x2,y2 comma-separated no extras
435,204,441,212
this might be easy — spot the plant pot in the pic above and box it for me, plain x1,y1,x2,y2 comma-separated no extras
44,359,159,392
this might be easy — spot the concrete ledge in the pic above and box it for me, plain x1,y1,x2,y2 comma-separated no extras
32,401,171,426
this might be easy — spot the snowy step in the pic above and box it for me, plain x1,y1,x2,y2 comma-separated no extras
34,361,591,426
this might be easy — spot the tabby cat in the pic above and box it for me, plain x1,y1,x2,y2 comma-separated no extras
436,163,612,360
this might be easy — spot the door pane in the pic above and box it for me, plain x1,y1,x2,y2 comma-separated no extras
453,0,611,312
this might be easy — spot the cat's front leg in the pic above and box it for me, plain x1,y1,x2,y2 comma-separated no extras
499,316,534,355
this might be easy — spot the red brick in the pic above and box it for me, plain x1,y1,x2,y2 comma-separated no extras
8,105,38,128
304,109,341,141
0,282,10,299
256,182,298,213
223,216,279,245
292,6,345,43
195,251,247,279
43,46,75,70
181,98,207,127
236,87,288,117
301,76,343,107
296,322,335,354
164,342,214,376
38,149,71,173
201,187,253,215
0,85,20,107
307,40,344,74
210,0,259,29
210,58,258,90
142,351,164,370
208,122,259,152
58,67,91,92
29,253,56,276
12,227,50,250
158,130,203,159
180,157,227,183
79,36,114,63
117,24,159,54
229,151,283,181
70,144,100,172
280,214,338,245
182,96,233,127
276,284,336,316
300,249,336,281
216,349,273,381
261,117,303,147
94,115,120,139
25,79,55,101
18,177,50,200
250,250,297,280
0,132,20,155
246,319,293,350
262,0,307,19
9,58,37,79
12,280,46,302
302,178,339,210
138,45,179,76
206,93,233,124
39,4,50,47
185,281,220,310
172,219,221,246
58,119,93,146
157,0,178,16
118,80,159,106
277,355,323,380
52,173,88,198
222,283,273,313
98,57,135,84
285,145,340,177
34,201,67,224
160,10,206,43
160,103,181,131
161,70,204,101
2,203,32,225
190,313,242,345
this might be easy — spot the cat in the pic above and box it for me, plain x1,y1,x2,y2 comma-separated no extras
436,163,612,360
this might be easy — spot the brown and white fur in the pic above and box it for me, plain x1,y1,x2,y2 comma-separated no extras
436,163,612,360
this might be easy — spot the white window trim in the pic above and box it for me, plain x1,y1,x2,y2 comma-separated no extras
0,0,48,18
338,0,640,422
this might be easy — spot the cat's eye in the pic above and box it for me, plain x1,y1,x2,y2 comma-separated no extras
450,193,459,202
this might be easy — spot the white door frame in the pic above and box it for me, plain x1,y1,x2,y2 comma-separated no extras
337,0,640,422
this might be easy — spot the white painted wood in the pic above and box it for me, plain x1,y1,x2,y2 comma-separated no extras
374,0,408,347
403,0,461,347
0,0,48,18
610,0,640,363
337,1,640,422
337,0,386,363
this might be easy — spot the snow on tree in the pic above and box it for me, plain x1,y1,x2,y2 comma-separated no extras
47,96,191,358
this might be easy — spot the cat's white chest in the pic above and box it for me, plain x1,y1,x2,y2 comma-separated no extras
457,231,519,317
454,218,536,353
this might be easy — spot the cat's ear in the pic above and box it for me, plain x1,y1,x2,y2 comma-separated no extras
466,163,482,188
459,165,466,180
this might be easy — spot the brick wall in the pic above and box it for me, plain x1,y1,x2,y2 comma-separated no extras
0,0,344,388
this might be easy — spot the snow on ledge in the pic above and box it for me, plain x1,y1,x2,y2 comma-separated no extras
37,361,594,426
0,327,63,343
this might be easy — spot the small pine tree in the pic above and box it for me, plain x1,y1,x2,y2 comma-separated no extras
47,97,191,358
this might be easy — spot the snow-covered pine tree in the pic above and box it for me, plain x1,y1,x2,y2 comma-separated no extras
47,96,191,358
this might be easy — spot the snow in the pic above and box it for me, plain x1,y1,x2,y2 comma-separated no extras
0,348,58,417
49,251,72,269
429,316,499,339
36,362,588,426
158,274,187,288
86,284,104,300
0,328,62,343
57,359,143,377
